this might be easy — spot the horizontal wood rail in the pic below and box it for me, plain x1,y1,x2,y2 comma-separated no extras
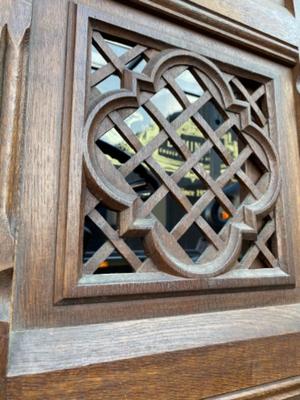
5,304,300,399
8,303,300,376
127,0,299,65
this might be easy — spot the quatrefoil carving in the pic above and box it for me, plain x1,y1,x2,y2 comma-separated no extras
83,49,280,278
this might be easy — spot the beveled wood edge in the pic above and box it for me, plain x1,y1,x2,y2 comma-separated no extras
56,3,293,305
5,334,300,400
0,0,32,43
6,330,300,400
125,0,299,65
7,303,300,377
0,0,32,272
207,375,300,399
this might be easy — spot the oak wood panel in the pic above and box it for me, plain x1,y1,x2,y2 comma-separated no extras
208,376,300,399
8,303,300,376
6,333,300,400
2,0,300,399
0,0,31,272
189,0,295,42
126,0,298,64
59,5,289,303
11,0,300,330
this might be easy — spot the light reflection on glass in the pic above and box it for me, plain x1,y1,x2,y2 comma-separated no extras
150,88,183,122
199,100,225,130
106,39,132,57
91,45,107,70
124,107,160,145
95,74,121,94
100,127,135,161
175,69,204,103
126,55,147,73
221,129,239,160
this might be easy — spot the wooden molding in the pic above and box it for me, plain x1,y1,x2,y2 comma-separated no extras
125,0,299,65
5,309,300,398
208,376,300,399
8,303,300,376
9,0,300,330
53,2,293,307
0,0,32,272
2,1,300,398
7,372,300,400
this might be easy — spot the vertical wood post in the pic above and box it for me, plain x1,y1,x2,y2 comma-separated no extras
0,0,32,272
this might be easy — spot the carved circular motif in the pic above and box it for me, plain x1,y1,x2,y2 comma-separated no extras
83,49,280,278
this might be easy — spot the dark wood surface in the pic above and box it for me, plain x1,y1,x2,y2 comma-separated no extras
55,2,290,305
1,0,300,399
0,323,8,400
10,0,300,330
6,332,300,399
126,0,298,64
7,303,300,377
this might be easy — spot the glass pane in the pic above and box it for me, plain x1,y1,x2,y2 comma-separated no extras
202,182,240,233
95,74,121,94
176,119,205,153
126,55,147,73
199,100,226,130
93,250,135,274
153,140,184,175
175,69,204,103
100,127,135,158
150,88,183,122
152,192,186,231
124,107,160,145
105,38,132,57
221,128,239,160
178,223,208,260
91,45,107,70
97,127,135,169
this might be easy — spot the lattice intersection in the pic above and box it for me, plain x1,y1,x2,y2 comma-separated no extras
82,29,280,278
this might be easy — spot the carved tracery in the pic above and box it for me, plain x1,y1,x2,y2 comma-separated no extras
81,28,282,280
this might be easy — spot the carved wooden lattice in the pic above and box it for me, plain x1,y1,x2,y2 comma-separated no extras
81,28,282,279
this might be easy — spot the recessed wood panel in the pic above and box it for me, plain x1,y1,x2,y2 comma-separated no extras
52,3,295,307
10,0,300,330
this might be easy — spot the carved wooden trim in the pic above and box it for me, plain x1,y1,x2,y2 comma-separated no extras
53,3,294,304
6,373,300,400
5,304,300,398
125,0,299,65
0,0,32,272
7,303,300,377
1,1,300,399
208,376,300,399
83,49,281,279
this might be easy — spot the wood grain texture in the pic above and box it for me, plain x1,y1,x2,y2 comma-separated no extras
81,38,283,280
2,0,300,399
59,9,288,304
0,0,32,272
125,0,298,64
208,376,300,399
10,0,300,330
6,332,300,399
8,303,300,376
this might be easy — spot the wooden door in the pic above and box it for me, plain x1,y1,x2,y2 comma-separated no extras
2,0,300,398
